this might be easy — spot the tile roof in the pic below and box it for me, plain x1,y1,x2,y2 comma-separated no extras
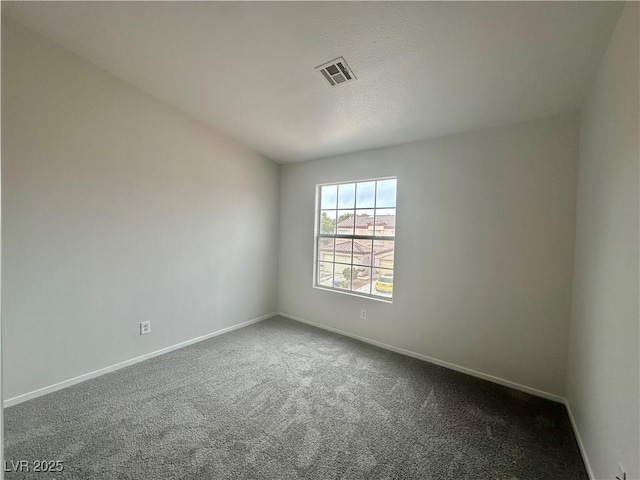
320,239,394,257
334,239,370,254
336,214,396,228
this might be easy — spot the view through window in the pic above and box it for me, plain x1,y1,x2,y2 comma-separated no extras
315,178,397,300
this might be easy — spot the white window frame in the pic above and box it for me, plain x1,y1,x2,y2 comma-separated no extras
313,176,397,302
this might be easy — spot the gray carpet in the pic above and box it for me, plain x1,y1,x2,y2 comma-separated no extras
4,316,587,479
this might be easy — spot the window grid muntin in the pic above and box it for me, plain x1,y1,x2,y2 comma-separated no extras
315,177,396,301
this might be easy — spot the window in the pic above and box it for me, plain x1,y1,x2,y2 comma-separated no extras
315,177,397,301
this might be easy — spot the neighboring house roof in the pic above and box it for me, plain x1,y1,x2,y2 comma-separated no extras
336,214,396,228
320,239,394,257
334,239,370,254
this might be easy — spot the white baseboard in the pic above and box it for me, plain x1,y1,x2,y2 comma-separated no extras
564,400,595,480
3,312,277,408
277,311,565,404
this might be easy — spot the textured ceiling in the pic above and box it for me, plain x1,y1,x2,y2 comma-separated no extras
3,2,623,163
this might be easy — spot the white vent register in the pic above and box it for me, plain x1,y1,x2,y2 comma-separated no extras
316,56,357,87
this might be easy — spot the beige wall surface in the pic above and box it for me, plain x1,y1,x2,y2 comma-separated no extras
1,19,280,400
567,3,640,479
279,113,579,397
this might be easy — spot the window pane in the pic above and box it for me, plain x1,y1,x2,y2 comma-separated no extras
320,210,337,234
376,179,397,208
317,262,333,287
336,211,355,234
356,181,375,208
375,208,395,238
334,263,352,290
374,268,394,298
352,209,373,235
334,239,353,265
320,185,337,210
354,267,372,295
318,237,335,263
353,239,373,266
373,240,394,270
338,183,355,209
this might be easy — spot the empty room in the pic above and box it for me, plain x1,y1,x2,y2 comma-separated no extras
1,1,638,479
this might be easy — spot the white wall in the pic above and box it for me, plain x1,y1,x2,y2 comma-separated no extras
567,3,639,479
279,113,579,397
1,19,280,401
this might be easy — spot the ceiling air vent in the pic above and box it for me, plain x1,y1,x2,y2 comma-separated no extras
316,56,357,87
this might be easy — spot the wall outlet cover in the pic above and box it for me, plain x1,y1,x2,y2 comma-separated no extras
140,321,151,335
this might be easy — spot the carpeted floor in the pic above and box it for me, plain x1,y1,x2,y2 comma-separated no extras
4,316,587,479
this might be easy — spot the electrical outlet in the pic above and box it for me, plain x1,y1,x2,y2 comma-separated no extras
616,463,626,480
140,321,151,335
361,309,367,320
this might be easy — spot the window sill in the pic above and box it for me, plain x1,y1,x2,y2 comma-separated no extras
313,285,393,304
